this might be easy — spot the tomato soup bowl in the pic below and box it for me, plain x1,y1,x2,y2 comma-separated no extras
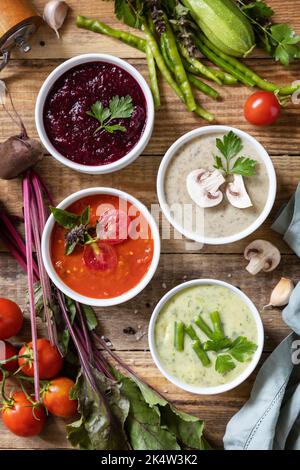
148,279,264,395
41,188,160,307
35,54,154,175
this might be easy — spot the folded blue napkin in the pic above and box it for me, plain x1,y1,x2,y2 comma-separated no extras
224,185,300,450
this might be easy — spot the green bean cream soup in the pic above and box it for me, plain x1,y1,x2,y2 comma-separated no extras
164,132,269,239
155,285,258,388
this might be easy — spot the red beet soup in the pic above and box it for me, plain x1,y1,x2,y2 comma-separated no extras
43,62,147,166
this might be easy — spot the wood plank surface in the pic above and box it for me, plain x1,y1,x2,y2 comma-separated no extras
0,0,299,451
1,59,300,155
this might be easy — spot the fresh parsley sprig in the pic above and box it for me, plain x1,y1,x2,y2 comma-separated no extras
192,311,257,375
236,0,300,66
213,131,257,177
87,95,134,134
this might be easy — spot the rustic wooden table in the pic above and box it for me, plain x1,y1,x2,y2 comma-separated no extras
0,0,299,450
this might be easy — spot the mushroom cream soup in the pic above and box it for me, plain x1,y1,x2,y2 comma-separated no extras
154,285,258,388
164,133,269,238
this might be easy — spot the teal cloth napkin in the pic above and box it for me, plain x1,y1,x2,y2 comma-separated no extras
224,185,300,450
271,183,300,257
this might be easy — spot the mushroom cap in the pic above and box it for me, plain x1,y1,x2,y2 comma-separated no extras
244,239,281,275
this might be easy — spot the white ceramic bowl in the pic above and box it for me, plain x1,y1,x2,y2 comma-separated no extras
41,187,160,307
157,125,276,245
35,54,154,175
149,279,264,395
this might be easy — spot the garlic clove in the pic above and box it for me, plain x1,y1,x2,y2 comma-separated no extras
226,174,252,209
186,169,225,209
43,1,69,38
264,277,294,309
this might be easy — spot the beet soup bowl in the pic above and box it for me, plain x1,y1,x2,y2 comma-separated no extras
35,54,154,175
41,188,161,307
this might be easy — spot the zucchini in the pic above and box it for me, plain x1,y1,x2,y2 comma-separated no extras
182,0,255,58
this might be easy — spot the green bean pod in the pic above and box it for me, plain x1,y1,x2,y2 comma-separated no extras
146,45,161,109
76,16,147,52
206,67,238,86
199,33,280,92
174,322,185,352
178,43,221,85
161,23,196,112
188,73,219,100
142,23,185,103
194,315,214,339
193,35,255,87
183,60,237,86
160,34,214,120
210,311,224,339
192,340,211,367
160,36,175,73
185,324,200,341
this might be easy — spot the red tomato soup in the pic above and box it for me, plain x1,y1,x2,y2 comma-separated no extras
50,195,154,299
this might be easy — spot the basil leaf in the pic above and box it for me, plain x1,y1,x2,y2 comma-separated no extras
50,207,80,229
80,206,90,226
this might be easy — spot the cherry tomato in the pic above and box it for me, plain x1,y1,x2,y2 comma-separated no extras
18,338,63,379
83,241,118,271
0,298,23,340
0,341,18,380
244,91,281,126
2,391,46,437
43,377,78,418
97,209,131,244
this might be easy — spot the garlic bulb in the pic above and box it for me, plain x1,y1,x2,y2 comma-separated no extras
264,277,294,308
43,1,69,38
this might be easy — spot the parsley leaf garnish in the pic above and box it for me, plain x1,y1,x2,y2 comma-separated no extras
87,95,134,135
215,354,236,375
237,1,300,66
213,131,257,177
229,336,258,362
204,338,232,352
192,310,257,375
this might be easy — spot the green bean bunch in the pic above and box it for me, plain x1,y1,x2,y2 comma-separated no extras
76,9,300,123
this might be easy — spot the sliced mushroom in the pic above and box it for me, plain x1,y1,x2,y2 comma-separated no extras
226,174,252,209
244,240,281,275
186,169,225,208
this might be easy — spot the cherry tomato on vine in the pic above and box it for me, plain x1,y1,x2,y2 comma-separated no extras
1,391,46,437
0,341,18,380
97,209,131,244
244,91,281,126
0,298,23,340
18,338,63,379
43,377,78,418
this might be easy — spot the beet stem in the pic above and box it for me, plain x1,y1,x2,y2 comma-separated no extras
22,174,40,401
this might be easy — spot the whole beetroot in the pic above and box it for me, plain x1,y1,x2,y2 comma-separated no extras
0,135,44,179
0,81,44,180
